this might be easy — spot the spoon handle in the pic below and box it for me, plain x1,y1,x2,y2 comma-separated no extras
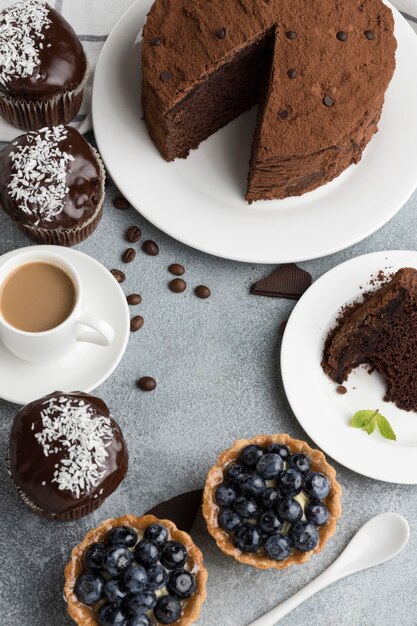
247,563,341,626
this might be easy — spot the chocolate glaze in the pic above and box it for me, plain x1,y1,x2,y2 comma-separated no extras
0,4,86,100
9,392,128,516
0,126,103,229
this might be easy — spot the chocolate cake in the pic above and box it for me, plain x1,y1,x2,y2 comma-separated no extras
8,391,128,521
322,268,417,412
142,0,396,202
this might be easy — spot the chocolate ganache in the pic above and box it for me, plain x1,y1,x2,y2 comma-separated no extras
0,0,86,100
8,392,128,516
0,126,102,229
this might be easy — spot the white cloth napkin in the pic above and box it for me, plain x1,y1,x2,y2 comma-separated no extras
0,0,416,142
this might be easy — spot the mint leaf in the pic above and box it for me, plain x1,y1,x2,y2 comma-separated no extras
376,413,397,441
351,410,377,428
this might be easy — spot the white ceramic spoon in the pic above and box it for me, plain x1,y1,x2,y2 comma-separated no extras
248,513,409,626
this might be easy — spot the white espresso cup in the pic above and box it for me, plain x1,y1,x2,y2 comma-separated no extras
0,249,115,363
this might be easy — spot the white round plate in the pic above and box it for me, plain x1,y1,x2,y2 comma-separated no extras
0,246,129,406
281,250,417,484
93,0,417,264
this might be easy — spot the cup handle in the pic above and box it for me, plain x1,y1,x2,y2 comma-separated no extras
75,312,115,346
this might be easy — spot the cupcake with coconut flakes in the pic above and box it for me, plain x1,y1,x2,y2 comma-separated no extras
0,0,87,130
0,125,105,245
7,392,128,521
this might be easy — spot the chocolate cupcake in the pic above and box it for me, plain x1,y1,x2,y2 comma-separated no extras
0,0,87,130
0,125,105,245
7,391,128,521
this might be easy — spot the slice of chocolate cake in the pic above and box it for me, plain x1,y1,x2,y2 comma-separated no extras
322,268,417,412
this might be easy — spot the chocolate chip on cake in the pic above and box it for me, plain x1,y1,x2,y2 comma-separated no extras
215,27,227,39
323,95,335,107
365,30,375,40
160,71,172,82
110,269,126,283
113,196,129,210
142,240,159,256
169,263,185,276
122,248,136,263
278,109,289,120
195,285,211,299
127,294,142,305
126,226,141,243
130,316,144,332
287,69,297,79
150,36,162,46
169,278,187,293
137,376,157,391
336,31,348,41
285,31,297,39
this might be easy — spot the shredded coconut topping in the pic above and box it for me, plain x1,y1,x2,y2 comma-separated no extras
34,396,114,498
0,0,51,86
7,125,74,222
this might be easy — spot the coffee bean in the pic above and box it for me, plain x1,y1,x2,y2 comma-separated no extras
323,95,335,107
215,27,227,39
336,31,348,41
286,31,297,40
169,263,185,276
110,269,126,283
127,294,142,305
278,109,289,120
137,376,157,391
365,30,375,40
142,240,159,256
195,285,211,299
122,248,136,263
336,385,347,395
169,278,187,293
130,315,144,332
126,226,141,243
287,69,297,79
113,196,129,210
160,71,172,82
150,36,161,46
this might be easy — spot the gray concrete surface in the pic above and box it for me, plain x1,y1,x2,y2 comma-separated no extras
1,133,417,626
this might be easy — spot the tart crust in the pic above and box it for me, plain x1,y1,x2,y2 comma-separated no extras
64,514,208,625
202,434,342,570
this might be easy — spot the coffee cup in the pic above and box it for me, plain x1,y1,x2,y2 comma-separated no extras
0,249,114,363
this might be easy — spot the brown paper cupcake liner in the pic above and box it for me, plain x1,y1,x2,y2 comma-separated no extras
11,146,106,247
0,61,88,132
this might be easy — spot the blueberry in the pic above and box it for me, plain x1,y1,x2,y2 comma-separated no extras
256,453,283,479
102,545,133,577
154,595,182,624
123,565,148,594
160,541,188,569
290,521,319,551
168,568,196,599
276,497,303,523
239,444,264,468
215,483,238,507
233,525,263,553
276,469,303,496
144,523,169,547
226,463,246,484
74,573,104,606
266,443,290,461
134,540,160,567
146,564,168,590
126,615,151,626
258,511,283,534
127,590,157,614
103,578,127,604
306,501,329,526
97,603,128,626
288,453,311,474
264,533,293,561
218,507,242,531
259,487,281,510
233,495,259,518
83,542,107,570
238,474,266,498
107,525,138,548
304,472,330,500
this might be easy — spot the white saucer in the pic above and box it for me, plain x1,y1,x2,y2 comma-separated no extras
0,246,129,406
92,0,417,264
281,250,417,484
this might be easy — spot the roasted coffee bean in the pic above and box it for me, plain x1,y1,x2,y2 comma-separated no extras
130,315,144,332
113,196,129,210
122,248,136,263
169,278,187,293
142,240,159,256
168,263,185,276
127,294,142,305
110,269,126,283
137,376,157,391
126,226,141,243
194,285,211,299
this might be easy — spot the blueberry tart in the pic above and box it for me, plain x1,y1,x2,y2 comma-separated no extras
7,391,128,521
64,515,207,625
202,434,342,569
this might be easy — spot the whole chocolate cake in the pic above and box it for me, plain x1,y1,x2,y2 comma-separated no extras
322,268,417,412
8,391,128,521
0,125,105,245
142,0,396,202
